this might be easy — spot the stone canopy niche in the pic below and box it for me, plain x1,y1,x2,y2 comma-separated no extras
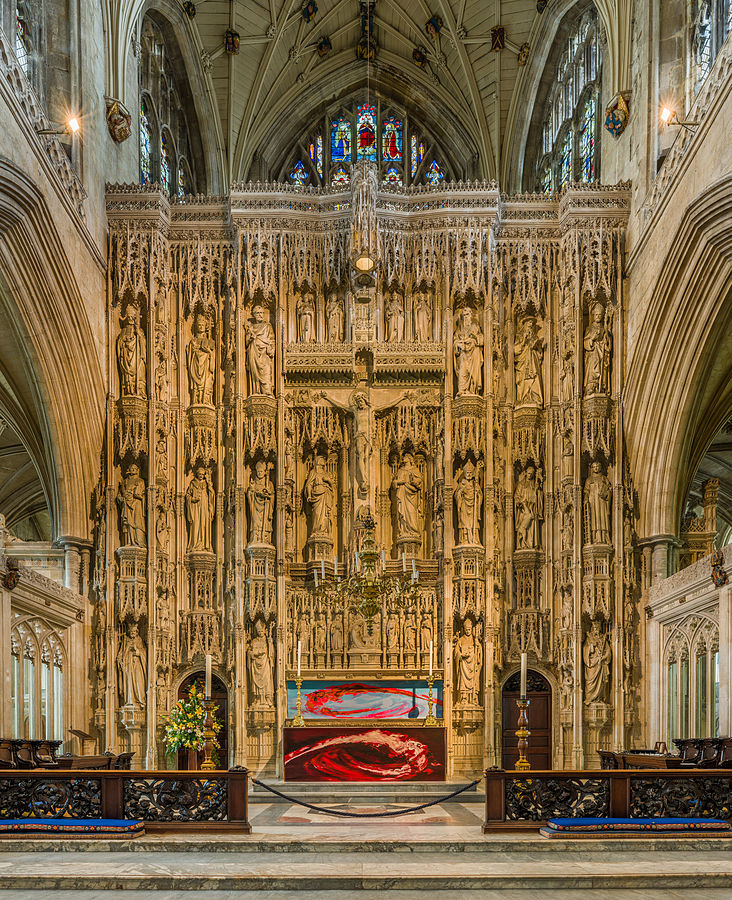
97,175,637,775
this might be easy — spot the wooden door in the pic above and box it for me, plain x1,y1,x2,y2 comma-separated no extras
501,670,552,770
177,673,228,770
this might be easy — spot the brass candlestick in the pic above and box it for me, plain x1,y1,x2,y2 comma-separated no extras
514,697,531,771
424,675,437,726
200,699,216,771
292,676,305,726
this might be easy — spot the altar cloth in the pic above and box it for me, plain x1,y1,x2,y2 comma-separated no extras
540,817,731,838
0,818,144,836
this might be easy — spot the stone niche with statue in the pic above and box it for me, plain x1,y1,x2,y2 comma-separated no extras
95,171,638,776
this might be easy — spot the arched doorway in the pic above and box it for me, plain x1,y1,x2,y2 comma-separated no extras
501,670,552,770
177,672,228,770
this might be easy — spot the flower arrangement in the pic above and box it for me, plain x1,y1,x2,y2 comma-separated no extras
161,683,221,753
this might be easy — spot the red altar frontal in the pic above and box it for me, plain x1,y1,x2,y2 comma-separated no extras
283,726,447,782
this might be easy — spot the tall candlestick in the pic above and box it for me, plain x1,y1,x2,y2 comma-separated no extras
205,654,212,698
402,551,406,573
297,640,301,678
429,640,433,677
520,652,527,699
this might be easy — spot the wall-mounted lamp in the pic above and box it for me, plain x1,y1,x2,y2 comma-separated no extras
36,116,80,136
660,107,698,134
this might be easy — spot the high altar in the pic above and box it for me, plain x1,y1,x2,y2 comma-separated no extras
97,167,637,777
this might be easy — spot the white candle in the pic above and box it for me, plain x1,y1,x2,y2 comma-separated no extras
412,559,417,577
297,640,302,679
314,569,319,588
382,549,386,571
356,555,360,572
334,553,338,577
321,559,325,581
429,640,433,677
402,551,406,573
205,654,212,697
520,652,527,699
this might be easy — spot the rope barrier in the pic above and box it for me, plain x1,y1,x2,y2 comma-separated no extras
250,776,482,818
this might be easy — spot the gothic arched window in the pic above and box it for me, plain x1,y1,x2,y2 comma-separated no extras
11,618,66,742
14,3,29,75
690,0,732,95
535,10,601,192
138,14,199,196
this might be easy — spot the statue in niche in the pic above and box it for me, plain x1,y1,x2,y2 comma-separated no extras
155,432,167,481
584,460,612,544
284,430,295,482
247,461,274,545
386,611,399,650
155,501,169,548
156,593,170,629
248,619,274,708
285,504,294,553
404,608,417,651
393,452,422,539
304,454,335,536
185,466,215,552
514,464,543,550
561,506,574,552
583,301,612,396
350,390,371,498
116,308,147,398
326,294,344,342
297,291,316,343
117,463,146,547
298,617,310,656
314,614,326,653
330,616,344,654
420,613,433,651
560,335,574,405
454,459,483,545
349,613,368,649
514,316,545,406
454,618,482,707
186,313,215,405
453,307,484,395
117,621,147,706
414,291,432,342
385,290,405,341
245,305,275,396
583,620,611,704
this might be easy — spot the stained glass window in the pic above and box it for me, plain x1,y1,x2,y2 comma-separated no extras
331,117,351,163
540,165,552,194
383,164,402,186
178,165,187,198
331,165,349,186
559,132,572,188
140,101,152,185
579,96,595,182
411,134,425,177
382,117,403,161
308,135,323,178
691,0,732,94
160,133,171,194
356,103,377,161
289,160,309,186
425,160,444,186
15,8,28,74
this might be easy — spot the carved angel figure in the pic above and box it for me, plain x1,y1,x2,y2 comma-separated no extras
116,309,147,398
117,464,146,547
454,459,483,545
245,305,275,396
186,313,215,405
297,292,316,343
514,316,545,406
583,301,612,396
453,307,484,395
393,452,422,538
185,467,215,552
247,460,274,545
514,464,543,550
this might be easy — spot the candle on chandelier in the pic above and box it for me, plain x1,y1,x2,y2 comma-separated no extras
429,640,433,678
412,559,416,577
205,654,212,698
321,559,325,581
520,652,527,699
334,553,338,577
297,640,301,678
382,549,386,571
314,569,319,588
402,551,406,573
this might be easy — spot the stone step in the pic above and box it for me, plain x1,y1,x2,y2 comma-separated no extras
249,779,483,804
0,848,730,891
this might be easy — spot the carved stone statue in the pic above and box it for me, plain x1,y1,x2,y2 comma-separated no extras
330,616,344,653
246,305,275,396
116,309,146,398
385,291,405,341
304,454,335,536
326,294,344,342
454,460,483,545
247,460,274,545
393,452,422,539
454,618,481,706
314,614,326,653
248,619,274,707
514,316,545,406
453,307,484,395
404,609,417,651
583,620,611,703
584,301,612,396
185,466,215,552
350,390,371,498
118,622,147,706
297,292,316,343
349,613,368,649
117,464,146,547
420,613,433,650
386,612,399,650
515,464,543,550
414,291,432,342
584,460,611,544
186,313,215,405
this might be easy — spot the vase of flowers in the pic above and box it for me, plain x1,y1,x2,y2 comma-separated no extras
161,683,222,768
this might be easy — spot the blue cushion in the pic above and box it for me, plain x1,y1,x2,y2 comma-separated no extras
0,818,144,834
546,817,730,832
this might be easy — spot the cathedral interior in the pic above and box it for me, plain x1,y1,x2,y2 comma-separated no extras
1,0,731,783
